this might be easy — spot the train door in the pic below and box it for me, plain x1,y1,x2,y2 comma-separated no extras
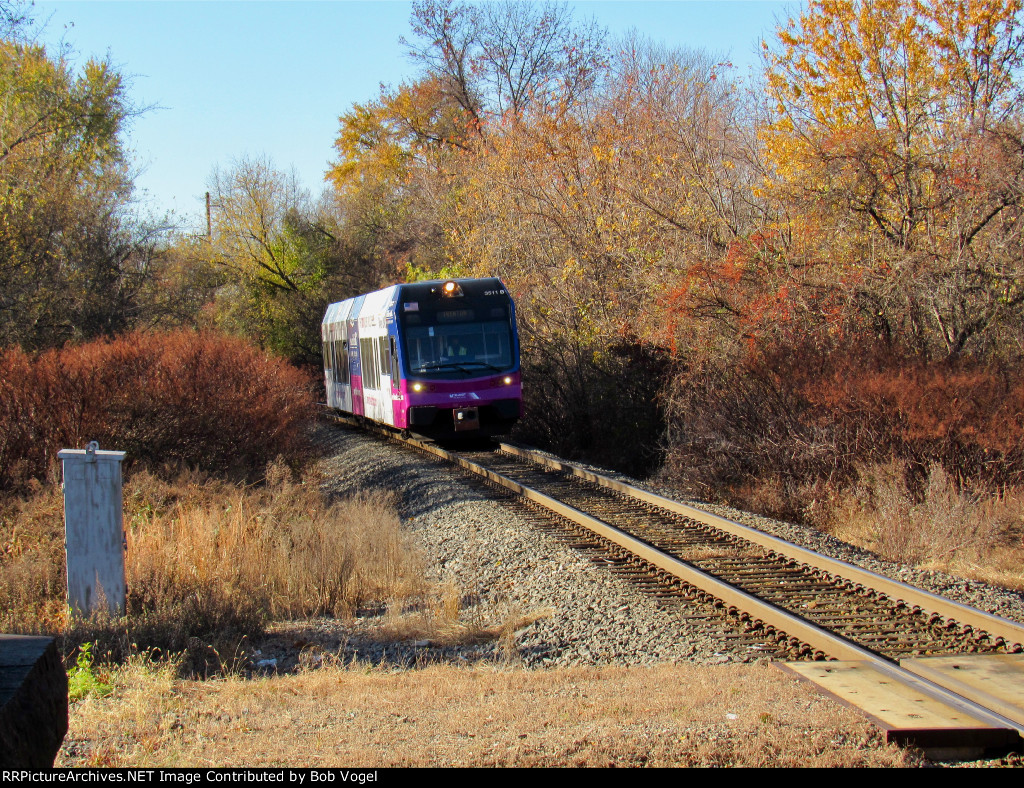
334,336,352,413
360,333,383,424
335,301,353,414
322,301,353,413
348,296,365,417
322,307,336,407
388,333,406,428
377,335,394,426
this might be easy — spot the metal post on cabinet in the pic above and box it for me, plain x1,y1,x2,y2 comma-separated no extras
58,442,127,617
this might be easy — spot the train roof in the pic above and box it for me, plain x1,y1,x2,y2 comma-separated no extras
394,277,506,300
322,277,509,325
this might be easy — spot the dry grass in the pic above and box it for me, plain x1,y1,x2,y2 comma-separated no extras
815,462,1024,589
57,661,921,768
126,464,426,625
0,479,68,633
723,460,1024,591
0,457,544,676
0,462,436,668
371,592,553,649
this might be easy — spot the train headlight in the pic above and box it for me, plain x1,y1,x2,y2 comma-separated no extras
503,376,513,385
442,281,463,297
412,382,424,392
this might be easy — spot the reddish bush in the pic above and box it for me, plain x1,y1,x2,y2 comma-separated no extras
662,340,1024,506
0,331,316,488
798,347,1024,487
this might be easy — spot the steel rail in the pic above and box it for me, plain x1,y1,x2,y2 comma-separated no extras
497,442,1024,650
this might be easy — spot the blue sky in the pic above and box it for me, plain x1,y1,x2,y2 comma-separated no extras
34,1,798,227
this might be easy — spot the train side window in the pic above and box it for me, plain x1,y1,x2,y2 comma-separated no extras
378,337,389,380
389,336,399,383
340,340,350,384
334,340,345,385
360,338,377,388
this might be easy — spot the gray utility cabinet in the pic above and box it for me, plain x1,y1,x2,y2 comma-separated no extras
58,443,126,616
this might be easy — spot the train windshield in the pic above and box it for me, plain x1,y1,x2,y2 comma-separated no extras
402,318,515,375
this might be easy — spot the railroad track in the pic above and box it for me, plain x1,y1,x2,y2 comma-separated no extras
464,444,1024,662
326,413,1024,755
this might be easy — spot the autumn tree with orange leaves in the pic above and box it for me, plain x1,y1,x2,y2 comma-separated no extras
326,1,610,288
440,37,756,468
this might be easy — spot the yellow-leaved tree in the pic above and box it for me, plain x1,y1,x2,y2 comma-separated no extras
762,0,1024,358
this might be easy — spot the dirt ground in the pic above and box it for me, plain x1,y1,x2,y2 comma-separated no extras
57,659,954,768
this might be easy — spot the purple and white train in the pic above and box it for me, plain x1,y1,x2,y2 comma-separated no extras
322,277,522,437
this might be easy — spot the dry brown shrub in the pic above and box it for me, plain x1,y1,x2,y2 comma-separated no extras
800,347,1024,487
661,341,1024,588
818,461,1024,587
0,330,316,490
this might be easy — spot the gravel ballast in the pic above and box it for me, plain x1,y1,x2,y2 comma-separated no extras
309,425,746,668
260,423,1024,672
